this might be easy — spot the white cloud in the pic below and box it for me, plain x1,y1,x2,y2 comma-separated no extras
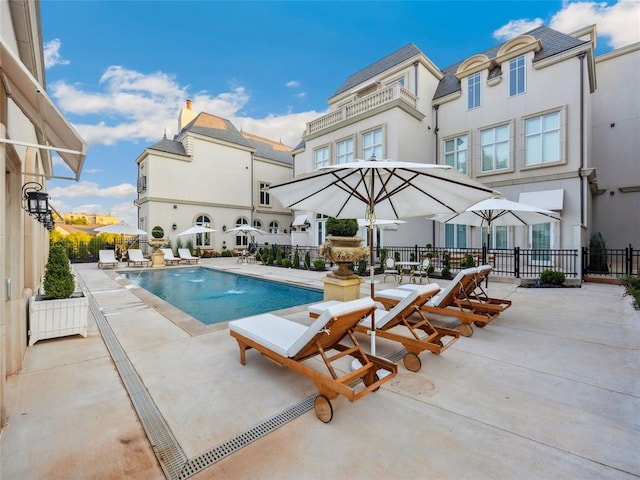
43,39,70,68
48,181,136,199
231,110,326,148
286,80,300,88
494,1,640,49
294,92,307,99
493,19,544,40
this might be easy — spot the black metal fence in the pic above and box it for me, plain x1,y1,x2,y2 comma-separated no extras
58,236,637,280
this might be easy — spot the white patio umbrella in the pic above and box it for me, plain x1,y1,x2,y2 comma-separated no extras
429,196,561,286
94,221,147,236
226,225,267,235
177,225,217,236
269,157,498,354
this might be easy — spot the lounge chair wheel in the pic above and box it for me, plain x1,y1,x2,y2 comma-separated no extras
403,353,422,372
314,395,333,423
362,372,381,392
473,321,487,328
458,324,473,337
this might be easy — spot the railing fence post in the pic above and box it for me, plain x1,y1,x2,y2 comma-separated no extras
514,247,520,278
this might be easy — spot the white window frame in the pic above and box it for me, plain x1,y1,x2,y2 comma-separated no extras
467,73,481,110
235,217,249,247
529,222,557,265
259,181,271,206
314,145,330,169
194,215,212,247
336,137,354,164
445,224,467,248
480,124,510,173
268,221,279,234
524,111,561,167
316,214,328,247
509,55,526,97
362,127,383,160
444,134,469,174
481,225,509,249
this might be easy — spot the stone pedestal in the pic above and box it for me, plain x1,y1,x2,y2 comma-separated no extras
152,250,165,268
322,275,363,302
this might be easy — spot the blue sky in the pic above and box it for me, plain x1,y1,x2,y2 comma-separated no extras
40,0,639,225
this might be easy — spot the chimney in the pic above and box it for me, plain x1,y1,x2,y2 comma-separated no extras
178,99,197,132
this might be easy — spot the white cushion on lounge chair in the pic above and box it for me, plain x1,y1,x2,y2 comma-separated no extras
404,267,476,307
230,297,375,358
375,288,412,302
307,300,341,317
367,284,440,329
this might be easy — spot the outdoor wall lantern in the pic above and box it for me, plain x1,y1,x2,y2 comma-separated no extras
172,223,177,230
22,182,49,220
222,225,227,232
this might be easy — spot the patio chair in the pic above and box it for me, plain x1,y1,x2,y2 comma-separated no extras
309,284,460,372
383,257,399,283
178,248,200,264
378,267,495,337
229,297,397,423
127,249,151,267
98,249,118,269
160,248,181,266
411,258,431,284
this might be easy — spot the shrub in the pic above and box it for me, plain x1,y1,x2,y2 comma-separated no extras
151,226,164,239
620,272,640,308
540,269,566,285
379,248,388,265
313,259,326,270
394,251,400,262
293,249,300,269
282,259,292,268
43,244,75,299
326,217,358,237
358,259,367,275
304,251,311,269
441,253,452,279
275,248,283,266
460,254,476,268
588,232,609,273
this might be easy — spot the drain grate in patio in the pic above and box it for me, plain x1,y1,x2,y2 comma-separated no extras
86,286,188,480
177,396,316,479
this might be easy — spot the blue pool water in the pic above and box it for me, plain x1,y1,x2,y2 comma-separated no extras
121,267,323,325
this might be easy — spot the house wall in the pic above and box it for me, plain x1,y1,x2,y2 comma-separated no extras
591,43,640,247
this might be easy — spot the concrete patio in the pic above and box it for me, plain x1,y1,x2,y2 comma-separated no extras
1,258,638,479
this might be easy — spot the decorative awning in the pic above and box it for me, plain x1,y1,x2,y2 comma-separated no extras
0,38,86,180
519,189,564,211
292,214,310,226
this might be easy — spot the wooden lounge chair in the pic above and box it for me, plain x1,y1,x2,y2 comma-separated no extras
178,248,200,264
379,267,495,337
160,248,181,266
460,265,512,317
127,249,151,267
229,297,397,423
98,249,118,269
309,284,460,372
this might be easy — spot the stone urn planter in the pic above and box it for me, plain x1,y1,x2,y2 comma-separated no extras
318,235,369,280
149,226,166,267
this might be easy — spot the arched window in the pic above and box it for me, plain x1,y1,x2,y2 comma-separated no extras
253,219,262,230
269,221,279,234
195,215,212,246
235,217,249,246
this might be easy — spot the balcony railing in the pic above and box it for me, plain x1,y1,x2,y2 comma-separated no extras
306,84,418,135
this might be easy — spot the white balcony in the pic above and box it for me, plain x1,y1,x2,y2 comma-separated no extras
306,84,419,136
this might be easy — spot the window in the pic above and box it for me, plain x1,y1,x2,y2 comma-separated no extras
259,182,270,206
316,214,328,246
467,73,480,110
444,135,468,174
362,128,383,160
481,225,508,249
314,146,329,169
253,219,262,230
445,224,467,248
336,138,353,164
195,215,212,247
509,55,525,96
269,221,279,234
235,218,249,247
530,222,556,264
481,124,509,172
525,112,560,166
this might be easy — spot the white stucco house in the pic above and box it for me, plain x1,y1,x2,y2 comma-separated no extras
290,25,639,263
0,1,86,427
135,101,294,253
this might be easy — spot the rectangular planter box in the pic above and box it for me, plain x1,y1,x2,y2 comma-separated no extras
28,292,89,346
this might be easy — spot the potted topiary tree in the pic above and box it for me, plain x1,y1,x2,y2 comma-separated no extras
29,244,89,345
318,218,368,278
149,225,166,267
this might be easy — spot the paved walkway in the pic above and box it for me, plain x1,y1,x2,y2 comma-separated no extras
1,258,638,479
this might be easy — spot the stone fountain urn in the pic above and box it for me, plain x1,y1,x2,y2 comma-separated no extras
318,235,369,280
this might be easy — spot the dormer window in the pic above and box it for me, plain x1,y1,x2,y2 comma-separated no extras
509,55,526,96
467,73,481,110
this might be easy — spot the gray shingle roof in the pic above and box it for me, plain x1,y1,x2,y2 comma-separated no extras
241,132,293,165
434,26,588,100
147,137,188,156
178,113,254,149
331,43,423,98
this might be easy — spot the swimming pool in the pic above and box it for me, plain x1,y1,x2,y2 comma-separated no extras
120,267,323,325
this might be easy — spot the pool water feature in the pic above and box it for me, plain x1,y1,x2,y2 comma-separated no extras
121,267,323,325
